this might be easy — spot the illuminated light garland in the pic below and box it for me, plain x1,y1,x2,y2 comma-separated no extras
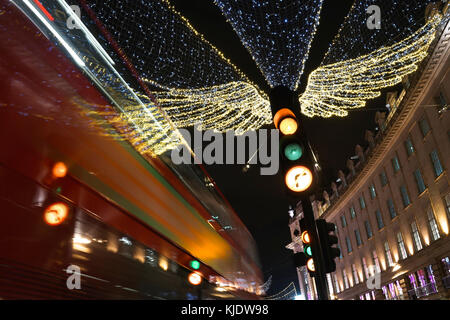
214,0,323,91
86,0,257,90
81,0,272,141
323,0,441,65
141,80,272,133
299,13,442,118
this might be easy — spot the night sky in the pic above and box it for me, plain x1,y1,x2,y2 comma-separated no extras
170,0,389,296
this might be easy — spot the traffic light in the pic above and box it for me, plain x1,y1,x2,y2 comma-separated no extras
270,86,316,196
292,218,314,274
299,218,315,274
316,219,341,273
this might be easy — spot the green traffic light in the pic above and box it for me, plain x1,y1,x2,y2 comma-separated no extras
284,143,303,161
190,260,200,270
304,245,312,257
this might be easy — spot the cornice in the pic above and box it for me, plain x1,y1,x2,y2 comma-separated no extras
322,18,450,220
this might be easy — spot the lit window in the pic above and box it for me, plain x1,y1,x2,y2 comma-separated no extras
369,184,377,199
343,270,349,289
414,169,426,194
392,156,401,173
362,257,370,279
430,150,444,178
352,264,360,285
400,185,411,207
397,232,408,260
387,199,397,219
411,221,423,252
376,209,384,229
384,242,394,267
419,117,430,137
427,208,441,241
372,251,381,274
404,137,415,156
365,220,373,239
444,194,450,220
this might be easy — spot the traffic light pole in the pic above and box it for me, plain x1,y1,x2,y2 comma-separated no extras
300,197,329,300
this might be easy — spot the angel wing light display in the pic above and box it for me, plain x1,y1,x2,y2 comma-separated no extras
79,0,445,155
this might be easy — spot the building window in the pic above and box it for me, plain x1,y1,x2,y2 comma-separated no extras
444,194,450,221
380,171,388,187
375,210,384,229
400,185,411,207
430,150,444,178
442,257,450,277
387,199,397,220
397,232,408,260
411,221,423,252
365,220,373,239
392,156,401,173
332,273,340,294
352,264,360,285
369,184,377,199
362,257,370,279
427,207,441,241
355,229,363,247
404,137,415,156
372,250,381,274
337,243,343,259
436,91,448,115
346,236,352,253
343,270,349,289
360,195,366,209
414,169,426,194
384,242,394,267
350,206,356,219
341,215,347,228
419,117,430,137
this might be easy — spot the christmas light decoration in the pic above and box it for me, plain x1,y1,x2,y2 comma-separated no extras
61,0,445,159
80,0,271,139
323,0,440,65
142,81,272,133
299,12,443,118
214,0,323,91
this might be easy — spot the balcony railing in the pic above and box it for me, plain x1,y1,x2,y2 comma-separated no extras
443,275,450,289
408,282,438,299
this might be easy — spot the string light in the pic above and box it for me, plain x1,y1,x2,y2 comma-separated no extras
214,0,324,91
299,13,442,118
143,81,272,133
323,0,440,65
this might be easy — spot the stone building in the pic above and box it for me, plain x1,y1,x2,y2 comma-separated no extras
287,3,450,300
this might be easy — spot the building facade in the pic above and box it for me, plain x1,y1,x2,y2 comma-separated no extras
287,4,450,300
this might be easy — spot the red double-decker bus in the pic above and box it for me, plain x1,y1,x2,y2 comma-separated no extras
0,0,262,299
